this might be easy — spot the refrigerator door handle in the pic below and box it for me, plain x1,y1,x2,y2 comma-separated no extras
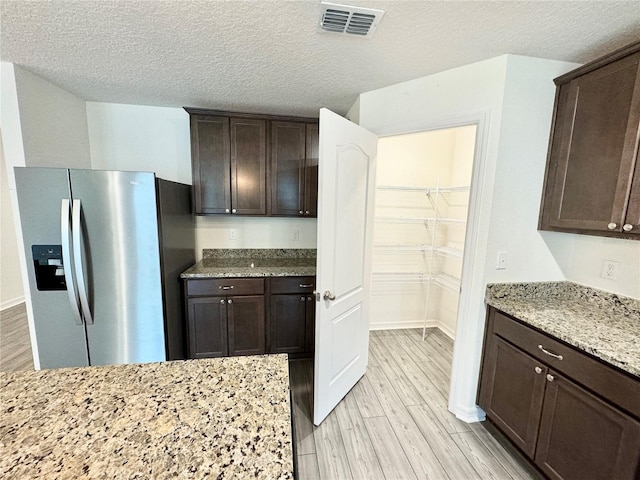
72,199,94,325
61,199,83,325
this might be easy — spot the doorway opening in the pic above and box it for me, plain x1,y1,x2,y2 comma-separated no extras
370,125,477,342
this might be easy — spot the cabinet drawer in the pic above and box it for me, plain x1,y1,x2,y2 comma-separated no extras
270,276,315,294
186,278,264,297
491,308,640,420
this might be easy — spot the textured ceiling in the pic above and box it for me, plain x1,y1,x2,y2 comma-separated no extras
1,1,639,117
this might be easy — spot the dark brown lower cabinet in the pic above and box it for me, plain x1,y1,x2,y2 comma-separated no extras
478,307,640,480
535,372,640,480
186,297,228,358
480,336,546,457
270,294,307,353
268,276,316,355
227,295,265,356
184,278,265,359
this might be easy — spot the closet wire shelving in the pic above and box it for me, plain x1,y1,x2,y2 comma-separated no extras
371,180,470,340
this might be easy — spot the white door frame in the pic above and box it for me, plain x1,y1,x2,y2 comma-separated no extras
371,110,491,423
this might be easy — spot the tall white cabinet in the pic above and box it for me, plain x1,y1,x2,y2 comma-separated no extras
370,126,475,338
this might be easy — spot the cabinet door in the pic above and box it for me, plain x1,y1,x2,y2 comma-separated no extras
227,295,265,356
230,118,267,215
535,371,640,480
270,121,306,216
190,116,231,214
269,294,307,353
547,53,640,233
623,166,640,234
304,123,319,217
479,336,547,458
186,297,228,358
305,294,316,353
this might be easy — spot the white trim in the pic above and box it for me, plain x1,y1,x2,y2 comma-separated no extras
369,319,437,331
453,404,486,424
370,110,492,424
436,322,456,340
1,296,25,311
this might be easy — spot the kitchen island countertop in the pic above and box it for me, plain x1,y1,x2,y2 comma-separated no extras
0,355,293,479
485,281,640,378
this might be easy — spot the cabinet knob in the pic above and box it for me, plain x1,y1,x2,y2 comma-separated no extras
301,296,305,301
305,210,310,215
220,299,225,304
231,208,237,214
546,374,555,382
225,208,230,213
623,224,634,232
228,299,233,304
534,366,543,374
299,210,304,214
307,296,312,301
607,222,617,230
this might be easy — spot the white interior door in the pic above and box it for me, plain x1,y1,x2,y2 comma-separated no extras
313,108,378,425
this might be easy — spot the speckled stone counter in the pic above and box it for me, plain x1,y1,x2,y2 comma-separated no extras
181,249,316,278
0,355,293,479
485,281,640,378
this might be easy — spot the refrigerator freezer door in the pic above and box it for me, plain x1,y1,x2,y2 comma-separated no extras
14,167,90,368
69,169,166,366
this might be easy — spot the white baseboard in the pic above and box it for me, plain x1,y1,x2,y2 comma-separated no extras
437,322,456,340
451,404,486,424
369,319,438,331
1,296,25,311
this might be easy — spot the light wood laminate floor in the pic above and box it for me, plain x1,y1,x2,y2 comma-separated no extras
0,303,34,372
291,328,542,480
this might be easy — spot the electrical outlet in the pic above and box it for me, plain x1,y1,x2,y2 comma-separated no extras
292,228,300,241
601,260,619,280
496,251,508,270
229,228,237,240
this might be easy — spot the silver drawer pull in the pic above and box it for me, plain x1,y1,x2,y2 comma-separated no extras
538,344,563,360
299,283,313,288
219,285,234,290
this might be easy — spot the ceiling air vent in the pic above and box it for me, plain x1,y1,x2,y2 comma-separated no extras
319,2,385,38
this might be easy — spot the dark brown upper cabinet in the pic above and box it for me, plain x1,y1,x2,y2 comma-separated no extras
186,108,318,217
270,122,319,217
539,41,640,239
230,117,267,215
189,113,266,215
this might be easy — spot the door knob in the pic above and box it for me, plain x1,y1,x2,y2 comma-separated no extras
607,223,617,230
623,224,634,232
323,291,336,301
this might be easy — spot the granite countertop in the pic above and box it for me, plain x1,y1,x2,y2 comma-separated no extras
181,248,316,278
485,281,640,378
0,355,293,479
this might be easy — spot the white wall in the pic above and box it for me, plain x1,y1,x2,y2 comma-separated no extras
1,64,94,366
13,66,91,169
0,133,24,308
359,54,580,423
86,102,318,259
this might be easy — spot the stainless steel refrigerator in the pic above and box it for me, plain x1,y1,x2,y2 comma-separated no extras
15,167,195,369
